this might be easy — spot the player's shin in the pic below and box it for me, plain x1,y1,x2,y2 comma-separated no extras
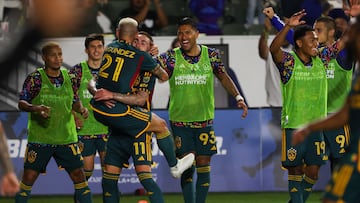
138,172,164,203
102,171,120,203
181,165,195,203
15,181,32,203
196,165,211,203
288,174,304,203
302,175,317,202
156,130,177,167
74,181,93,203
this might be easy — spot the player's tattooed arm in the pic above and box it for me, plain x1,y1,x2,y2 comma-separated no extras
151,64,168,82
94,88,149,107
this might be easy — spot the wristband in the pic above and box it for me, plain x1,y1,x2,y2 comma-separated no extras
235,95,244,102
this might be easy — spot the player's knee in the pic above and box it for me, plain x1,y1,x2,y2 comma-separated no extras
22,170,40,184
196,155,210,166
69,168,86,183
135,164,152,173
287,165,304,175
305,165,320,180
305,170,319,180
153,117,168,133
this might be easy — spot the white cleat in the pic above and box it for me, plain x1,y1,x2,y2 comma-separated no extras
170,153,195,178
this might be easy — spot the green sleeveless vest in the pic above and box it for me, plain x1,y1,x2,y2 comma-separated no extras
169,46,214,122
78,61,108,135
326,58,352,113
28,68,77,144
281,52,327,128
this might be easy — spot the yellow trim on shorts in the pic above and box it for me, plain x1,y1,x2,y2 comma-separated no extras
282,129,286,162
128,108,150,121
90,104,129,117
344,124,350,146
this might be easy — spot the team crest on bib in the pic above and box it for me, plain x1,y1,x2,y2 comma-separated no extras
27,150,37,163
175,136,182,149
78,141,84,152
142,75,151,83
287,147,297,161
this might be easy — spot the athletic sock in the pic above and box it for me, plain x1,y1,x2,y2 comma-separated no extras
196,165,211,203
156,130,177,167
288,174,303,203
302,175,316,202
181,165,195,203
138,172,164,203
102,171,120,203
74,181,92,203
84,169,93,181
15,181,32,203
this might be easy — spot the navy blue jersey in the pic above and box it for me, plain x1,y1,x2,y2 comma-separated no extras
91,40,157,115
96,40,157,94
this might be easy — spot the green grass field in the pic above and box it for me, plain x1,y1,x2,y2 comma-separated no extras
0,191,323,203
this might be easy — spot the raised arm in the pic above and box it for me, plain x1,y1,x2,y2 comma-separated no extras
153,0,168,28
258,18,272,60
270,10,306,63
263,7,295,45
132,0,151,24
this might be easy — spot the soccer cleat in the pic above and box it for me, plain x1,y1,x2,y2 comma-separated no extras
170,153,195,178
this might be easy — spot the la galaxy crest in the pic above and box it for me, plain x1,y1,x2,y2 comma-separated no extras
142,72,152,83
175,136,182,149
27,150,37,163
287,147,297,161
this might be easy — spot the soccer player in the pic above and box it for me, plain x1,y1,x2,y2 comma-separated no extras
16,42,92,203
69,33,109,181
313,16,352,171
131,31,183,173
89,17,194,203
270,9,345,203
264,7,354,172
157,17,248,203
292,18,360,203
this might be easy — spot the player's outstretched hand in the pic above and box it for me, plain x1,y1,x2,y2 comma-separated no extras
345,1,360,17
288,9,307,27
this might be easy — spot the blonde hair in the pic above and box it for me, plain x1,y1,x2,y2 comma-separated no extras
41,41,61,55
117,17,138,37
118,17,138,28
